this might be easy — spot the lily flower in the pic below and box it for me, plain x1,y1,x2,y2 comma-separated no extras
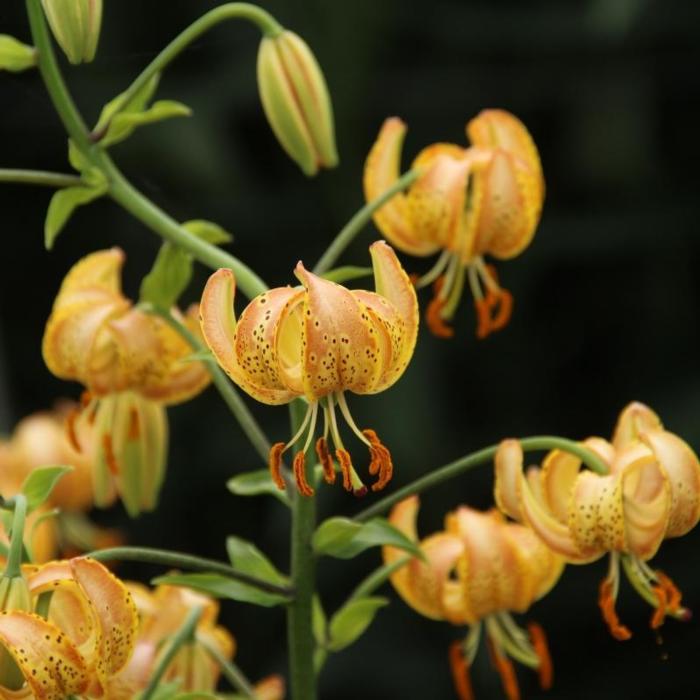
200,241,418,496
364,110,544,339
385,496,563,700
494,402,700,639
0,556,137,698
43,248,211,516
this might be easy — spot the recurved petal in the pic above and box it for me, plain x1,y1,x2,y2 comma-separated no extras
0,611,89,699
364,118,439,256
53,248,125,302
641,429,700,538
612,402,663,450
494,439,526,521
254,674,286,700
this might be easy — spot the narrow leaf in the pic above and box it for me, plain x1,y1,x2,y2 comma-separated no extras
312,595,327,645
225,536,288,587
182,219,233,245
227,470,290,507
312,517,362,556
328,596,388,652
139,242,193,309
102,100,192,147
21,466,73,512
45,183,108,249
95,74,161,135
0,35,35,72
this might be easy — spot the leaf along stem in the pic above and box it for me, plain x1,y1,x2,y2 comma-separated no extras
354,435,610,522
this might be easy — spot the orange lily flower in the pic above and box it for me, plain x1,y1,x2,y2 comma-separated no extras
42,248,211,516
494,402,700,640
364,110,544,339
385,496,563,700
0,556,137,698
200,241,418,496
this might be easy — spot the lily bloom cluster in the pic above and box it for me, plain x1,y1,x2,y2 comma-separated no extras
43,248,211,517
200,241,418,496
495,402,700,639
385,496,563,700
365,110,544,339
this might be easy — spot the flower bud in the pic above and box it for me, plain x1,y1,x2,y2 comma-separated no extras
41,0,102,65
257,30,338,176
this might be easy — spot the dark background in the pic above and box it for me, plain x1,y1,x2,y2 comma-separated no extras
2,0,700,698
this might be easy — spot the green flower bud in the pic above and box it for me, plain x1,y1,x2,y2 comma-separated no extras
257,30,338,176
41,0,102,65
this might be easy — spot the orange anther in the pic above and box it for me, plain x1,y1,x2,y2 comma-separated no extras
656,570,682,612
128,407,140,440
651,585,668,629
528,621,553,690
474,288,513,339
489,288,513,331
335,449,354,492
598,578,632,641
486,638,521,700
80,390,93,408
426,276,455,339
65,407,82,453
409,272,421,287
363,428,394,492
102,434,119,476
315,437,336,485
293,451,314,497
448,641,474,700
268,442,286,491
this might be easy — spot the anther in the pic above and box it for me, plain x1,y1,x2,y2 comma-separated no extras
448,641,474,700
363,429,394,492
486,638,521,700
426,276,455,339
315,437,336,485
65,408,82,453
335,449,354,492
528,622,553,690
655,571,682,613
102,434,119,476
598,578,632,641
650,585,668,630
268,442,286,491
293,451,314,497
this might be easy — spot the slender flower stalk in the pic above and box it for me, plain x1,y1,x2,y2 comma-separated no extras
0,168,82,188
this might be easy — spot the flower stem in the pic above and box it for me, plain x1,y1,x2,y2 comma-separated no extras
3,495,27,578
354,436,609,522
287,398,317,700
140,605,203,700
347,556,409,602
313,168,421,275
92,3,282,140
88,546,293,597
145,304,272,465
201,637,259,698
0,169,82,188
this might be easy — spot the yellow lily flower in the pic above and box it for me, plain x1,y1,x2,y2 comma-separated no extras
43,248,211,516
364,110,544,339
385,496,563,700
494,401,700,639
200,241,418,496
0,556,137,698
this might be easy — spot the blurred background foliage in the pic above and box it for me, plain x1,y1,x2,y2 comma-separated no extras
2,0,700,697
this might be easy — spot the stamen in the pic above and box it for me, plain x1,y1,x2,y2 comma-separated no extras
448,641,474,700
527,622,553,690
426,276,455,338
315,437,336,485
486,637,521,700
268,442,286,491
102,434,119,476
363,428,394,492
473,260,514,339
128,407,140,440
336,449,354,492
414,250,452,290
293,451,314,497
598,578,632,641
336,393,371,447
655,571,683,613
80,390,93,408
650,585,668,630
65,407,82,453
328,396,367,496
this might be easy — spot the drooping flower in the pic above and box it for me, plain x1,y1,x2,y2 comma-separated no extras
364,110,544,339
494,402,700,639
200,241,418,496
0,556,137,698
43,248,211,516
385,497,563,700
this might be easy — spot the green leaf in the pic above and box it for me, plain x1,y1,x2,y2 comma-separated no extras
45,182,108,250
226,536,288,587
313,516,423,560
321,266,372,284
21,466,73,512
312,595,327,645
102,100,192,148
152,572,288,607
139,242,193,309
227,470,290,507
0,35,35,72
327,596,388,652
95,74,161,134
182,219,233,245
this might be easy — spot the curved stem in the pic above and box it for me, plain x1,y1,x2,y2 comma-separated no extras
4,495,27,578
145,305,272,465
348,556,409,602
88,546,293,597
313,168,421,275
141,605,203,700
287,398,317,700
0,168,82,188
201,637,258,698
354,436,609,522
93,3,282,139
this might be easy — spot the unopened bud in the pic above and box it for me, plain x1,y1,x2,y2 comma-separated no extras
41,0,102,65
257,30,338,176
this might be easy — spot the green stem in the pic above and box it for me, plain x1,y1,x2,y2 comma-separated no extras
93,3,282,139
348,556,409,602
312,168,421,275
201,637,258,698
146,305,272,465
88,546,293,597
140,605,203,700
4,495,27,578
0,168,82,188
354,436,609,522
287,398,317,700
